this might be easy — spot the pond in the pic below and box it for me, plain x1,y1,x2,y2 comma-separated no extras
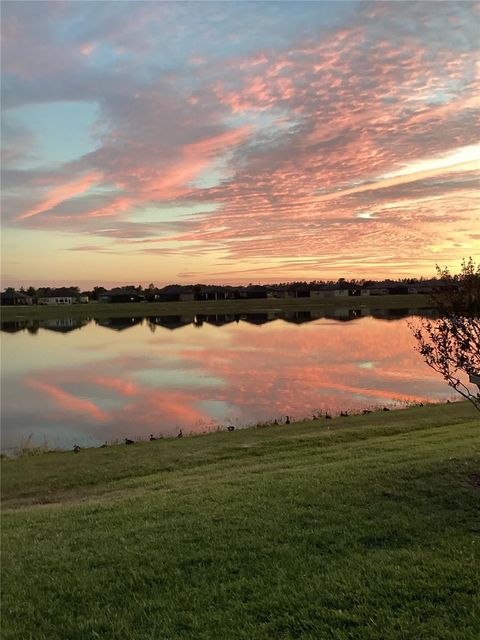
1,308,452,452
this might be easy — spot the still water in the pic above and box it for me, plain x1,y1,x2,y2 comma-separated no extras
1,309,451,451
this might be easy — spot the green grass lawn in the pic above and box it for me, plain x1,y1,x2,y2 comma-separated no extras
0,293,430,321
2,403,479,639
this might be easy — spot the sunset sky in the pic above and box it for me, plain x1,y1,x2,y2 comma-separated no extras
2,0,479,287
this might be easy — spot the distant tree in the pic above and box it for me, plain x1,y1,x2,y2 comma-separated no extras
409,258,480,411
26,286,36,298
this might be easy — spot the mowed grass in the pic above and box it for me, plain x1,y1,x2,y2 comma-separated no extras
0,293,430,321
2,403,479,640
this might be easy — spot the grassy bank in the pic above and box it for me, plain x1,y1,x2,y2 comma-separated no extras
2,402,479,639
0,293,430,321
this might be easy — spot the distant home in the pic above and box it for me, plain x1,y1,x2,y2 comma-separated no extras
98,287,145,303
0,290,33,306
37,288,80,305
194,285,236,301
155,284,269,302
155,285,195,303
235,285,268,299
406,279,457,295
364,282,408,296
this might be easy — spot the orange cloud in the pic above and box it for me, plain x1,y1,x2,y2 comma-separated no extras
17,173,100,220
27,379,109,422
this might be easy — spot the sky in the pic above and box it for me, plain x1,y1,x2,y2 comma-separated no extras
1,0,479,288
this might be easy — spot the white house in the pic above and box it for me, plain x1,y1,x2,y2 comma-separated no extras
38,288,79,305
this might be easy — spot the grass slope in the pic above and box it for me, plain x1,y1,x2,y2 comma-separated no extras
2,403,479,640
0,294,430,321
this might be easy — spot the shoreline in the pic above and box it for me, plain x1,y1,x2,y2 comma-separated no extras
3,399,459,459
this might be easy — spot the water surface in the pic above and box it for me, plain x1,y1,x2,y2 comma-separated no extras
1,310,451,451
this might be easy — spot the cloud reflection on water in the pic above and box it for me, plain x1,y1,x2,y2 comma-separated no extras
1,313,452,449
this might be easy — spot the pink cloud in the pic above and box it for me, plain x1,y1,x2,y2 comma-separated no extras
92,376,141,396
4,1,479,279
27,379,109,423
17,173,100,220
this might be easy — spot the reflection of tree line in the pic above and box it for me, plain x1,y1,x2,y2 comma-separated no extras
1,308,438,334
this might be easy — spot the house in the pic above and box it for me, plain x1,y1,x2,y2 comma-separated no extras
364,281,411,296
155,285,195,302
0,290,33,306
37,288,79,305
311,283,362,298
236,285,268,299
269,284,312,299
287,284,311,298
98,287,145,303
406,279,457,295
194,285,237,301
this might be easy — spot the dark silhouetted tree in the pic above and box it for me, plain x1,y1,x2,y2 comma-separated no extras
410,258,480,411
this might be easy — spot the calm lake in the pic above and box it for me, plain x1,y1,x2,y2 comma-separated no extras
1,308,452,451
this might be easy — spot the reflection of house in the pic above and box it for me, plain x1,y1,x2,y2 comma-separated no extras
39,318,89,333
241,312,276,325
99,288,145,303
0,290,33,305
371,308,410,321
95,317,143,331
409,307,437,318
38,288,79,305
147,315,193,330
282,311,315,324
203,314,237,327
0,320,30,333
325,308,363,321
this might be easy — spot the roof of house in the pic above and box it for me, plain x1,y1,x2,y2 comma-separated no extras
158,285,195,294
1,290,32,300
103,287,144,296
40,288,79,298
